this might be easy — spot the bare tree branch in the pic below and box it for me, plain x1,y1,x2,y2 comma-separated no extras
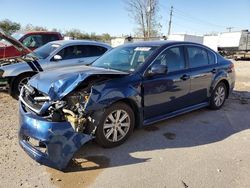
124,0,161,38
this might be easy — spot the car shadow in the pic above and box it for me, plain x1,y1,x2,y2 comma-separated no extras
64,90,250,173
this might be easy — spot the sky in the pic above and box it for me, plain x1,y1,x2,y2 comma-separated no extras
0,0,250,36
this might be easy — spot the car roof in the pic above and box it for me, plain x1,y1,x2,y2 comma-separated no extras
16,31,61,35
50,39,111,48
122,40,206,48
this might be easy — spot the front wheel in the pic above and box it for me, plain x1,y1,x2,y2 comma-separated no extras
209,82,227,110
11,74,32,99
95,102,135,148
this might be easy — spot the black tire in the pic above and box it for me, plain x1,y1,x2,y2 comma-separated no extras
95,102,135,148
209,82,227,110
10,74,32,99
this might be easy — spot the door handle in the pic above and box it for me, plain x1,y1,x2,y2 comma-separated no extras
180,74,190,81
211,68,217,74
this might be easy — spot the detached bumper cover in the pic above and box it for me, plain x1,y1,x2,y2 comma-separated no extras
18,102,92,170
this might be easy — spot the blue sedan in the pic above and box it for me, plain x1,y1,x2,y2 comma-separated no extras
19,41,235,170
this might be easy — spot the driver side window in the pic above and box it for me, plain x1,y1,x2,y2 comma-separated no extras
153,46,185,72
55,45,91,61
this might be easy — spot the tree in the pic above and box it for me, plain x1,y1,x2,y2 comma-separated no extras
124,0,161,38
64,29,85,39
23,24,48,31
101,33,111,42
0,19,21,34
64,29,112,42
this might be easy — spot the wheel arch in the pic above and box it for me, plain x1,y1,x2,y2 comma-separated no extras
219,79,230,98
9,71,37,94
115,98,142,128
211,78,230,99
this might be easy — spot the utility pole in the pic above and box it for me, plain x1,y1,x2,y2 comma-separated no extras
226,27,234,32
147,0,152,39
167,6,173,36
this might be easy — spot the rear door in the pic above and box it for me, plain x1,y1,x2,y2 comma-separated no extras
186,45,217,105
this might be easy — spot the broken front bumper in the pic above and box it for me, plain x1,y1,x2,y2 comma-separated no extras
18,102,92,170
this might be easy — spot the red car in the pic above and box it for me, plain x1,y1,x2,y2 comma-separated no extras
0,31,63,59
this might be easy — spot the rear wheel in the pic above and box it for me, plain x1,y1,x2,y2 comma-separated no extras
210,82,227,110
95,102,135,148
11,74,32,99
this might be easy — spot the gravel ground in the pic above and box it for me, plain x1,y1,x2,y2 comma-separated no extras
0,60,249,188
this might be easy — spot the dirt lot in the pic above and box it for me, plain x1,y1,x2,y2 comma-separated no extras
0,60,250,188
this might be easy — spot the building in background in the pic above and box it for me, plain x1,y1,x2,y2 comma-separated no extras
167,34,203,44
203,35,219,51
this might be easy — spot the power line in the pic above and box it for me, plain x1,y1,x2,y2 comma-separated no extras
173,21,207,34
159,3,239,32
226,27,234,32
173,7,227,28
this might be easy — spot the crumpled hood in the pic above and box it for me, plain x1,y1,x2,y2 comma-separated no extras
29,65,128,100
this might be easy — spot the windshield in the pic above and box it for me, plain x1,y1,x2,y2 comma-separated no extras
30,43,61,59
92,45,159,72
0,33,24,46
11,33,24,41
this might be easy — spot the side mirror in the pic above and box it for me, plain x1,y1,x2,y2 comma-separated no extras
53,55,62,61
147,64,168,76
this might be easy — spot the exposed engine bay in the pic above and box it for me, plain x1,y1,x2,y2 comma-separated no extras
0,55,35,67
0,57,22,66
22,75,119,135
49,87,91,133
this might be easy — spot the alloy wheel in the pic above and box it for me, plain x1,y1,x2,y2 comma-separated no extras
18,77,30,92
214,85,226,107
103,109,131,142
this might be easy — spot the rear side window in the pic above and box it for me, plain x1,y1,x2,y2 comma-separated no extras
56,45,107,60
42,34,60,44
187,46,209,68
154,46,185,72
57,45,87,60
88,45,108,56
207,50,216,64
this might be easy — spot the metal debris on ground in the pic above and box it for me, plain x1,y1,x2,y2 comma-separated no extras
217,168,222,172
181,180,189,188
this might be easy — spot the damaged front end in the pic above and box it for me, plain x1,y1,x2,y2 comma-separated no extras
19,84,94,170
18,71,126,170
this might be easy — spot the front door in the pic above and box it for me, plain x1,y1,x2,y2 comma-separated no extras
143,46,191,120
48,45,106,69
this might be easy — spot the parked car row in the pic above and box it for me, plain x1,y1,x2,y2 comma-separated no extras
0,31,111,98
0,31,235,170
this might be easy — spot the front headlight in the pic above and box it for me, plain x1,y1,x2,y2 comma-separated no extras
0,69,4,77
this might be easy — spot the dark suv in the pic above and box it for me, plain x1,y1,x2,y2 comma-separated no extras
19,41,235,170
